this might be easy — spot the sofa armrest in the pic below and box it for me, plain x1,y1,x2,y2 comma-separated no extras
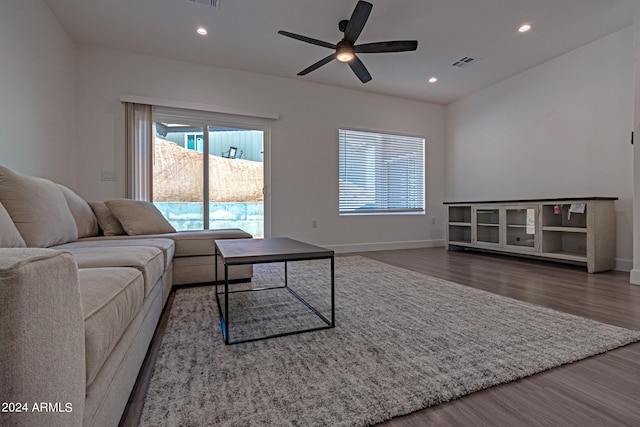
0,249,85,427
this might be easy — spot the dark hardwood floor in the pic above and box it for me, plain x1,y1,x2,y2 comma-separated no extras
120,247,640,427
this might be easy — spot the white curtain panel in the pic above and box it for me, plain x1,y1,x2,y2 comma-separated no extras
125,102,153,200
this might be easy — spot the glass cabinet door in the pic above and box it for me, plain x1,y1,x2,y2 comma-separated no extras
504,206,537,250
474,207,501,246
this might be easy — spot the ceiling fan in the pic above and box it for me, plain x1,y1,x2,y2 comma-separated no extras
278,0,418,84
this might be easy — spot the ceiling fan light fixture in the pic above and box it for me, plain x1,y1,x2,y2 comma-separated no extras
518,23,532,33
336,46,355,62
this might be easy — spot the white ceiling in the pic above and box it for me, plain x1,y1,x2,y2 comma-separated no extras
43,0,635,105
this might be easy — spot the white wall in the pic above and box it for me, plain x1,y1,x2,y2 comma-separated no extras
0,0,77,188
632,5,640,284
75,45,445,251
445,27,634,270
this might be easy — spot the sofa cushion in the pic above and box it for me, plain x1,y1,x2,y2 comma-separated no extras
0,202,26,248
89,201,126,236
105,199,176,236
66,246,164,297
59,185,100,239
0,166,78,247
78,267,144,386
53,238,175,271
82,229,252,257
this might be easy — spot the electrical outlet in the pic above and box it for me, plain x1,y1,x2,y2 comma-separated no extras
100,171,117,181
432,218,436,225
312,219,318,229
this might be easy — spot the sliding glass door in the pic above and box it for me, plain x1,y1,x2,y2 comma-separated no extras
206,125,264,237
151,118,266,237
152,121,206,229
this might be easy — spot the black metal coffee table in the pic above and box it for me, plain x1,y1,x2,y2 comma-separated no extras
214,237,335,345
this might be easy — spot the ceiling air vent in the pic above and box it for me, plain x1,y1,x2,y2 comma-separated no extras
186,0,220,8
451,56,479,69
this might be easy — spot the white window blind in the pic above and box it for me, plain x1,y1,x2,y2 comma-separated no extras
339,129,425,215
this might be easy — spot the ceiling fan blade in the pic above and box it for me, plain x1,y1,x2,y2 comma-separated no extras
278,30,336,50
298,54,336,76
344,1,373,44
348,55,372,83
355,40,418,54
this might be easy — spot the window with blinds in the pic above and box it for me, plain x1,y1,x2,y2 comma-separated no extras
339,129,425,215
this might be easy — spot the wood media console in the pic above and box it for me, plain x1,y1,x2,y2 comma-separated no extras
444,198,617,273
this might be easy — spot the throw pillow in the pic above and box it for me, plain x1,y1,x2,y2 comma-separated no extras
0,201,27,248
59,185,100,239
0,165,78,247
89,201,126,236
105,199,176,236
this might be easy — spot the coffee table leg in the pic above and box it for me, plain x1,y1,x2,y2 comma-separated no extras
224,263,229,345
214,245,217,296
214,244,230,344
331,256,335,327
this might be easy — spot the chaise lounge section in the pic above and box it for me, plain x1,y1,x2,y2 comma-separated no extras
0,165,252,426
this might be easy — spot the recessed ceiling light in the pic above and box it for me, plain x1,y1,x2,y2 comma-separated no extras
196,27,208,36
428,77,438,83
518,24,532,33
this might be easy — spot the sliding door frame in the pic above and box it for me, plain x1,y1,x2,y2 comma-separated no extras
152,108,271,237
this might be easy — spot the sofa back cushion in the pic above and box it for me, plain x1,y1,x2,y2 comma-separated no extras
0,201,26,248
105,199,176,235
88,201,126,236
0,166,78,247
59,185,100,239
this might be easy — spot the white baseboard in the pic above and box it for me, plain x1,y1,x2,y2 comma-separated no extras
327,239,445,254
630,269,640,286
614,258,633,273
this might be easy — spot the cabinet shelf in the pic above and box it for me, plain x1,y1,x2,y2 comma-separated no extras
541,204,587,228
542,251,587,262
448,224,472,244
542,226,587,233
542,230,586,257
445,198,617,273
448,205,472,223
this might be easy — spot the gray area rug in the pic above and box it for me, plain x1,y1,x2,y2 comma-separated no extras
140,256,640,426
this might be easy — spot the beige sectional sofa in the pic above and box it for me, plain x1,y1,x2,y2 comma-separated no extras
0,165,252,427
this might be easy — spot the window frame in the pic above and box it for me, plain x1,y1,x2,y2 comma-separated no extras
338,128,426,216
